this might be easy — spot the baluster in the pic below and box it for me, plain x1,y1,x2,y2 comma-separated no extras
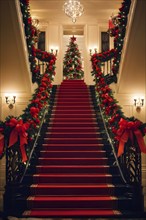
103,63,105,74
110,59,112,75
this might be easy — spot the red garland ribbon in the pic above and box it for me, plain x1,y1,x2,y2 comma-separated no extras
109,18,115,29
117,118,146,157
0,132,4,157
8,118,29,162
134,129,146,154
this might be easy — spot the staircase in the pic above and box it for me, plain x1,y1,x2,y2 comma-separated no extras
22,80,134,218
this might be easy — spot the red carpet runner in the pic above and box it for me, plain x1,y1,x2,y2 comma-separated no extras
23,80,121,217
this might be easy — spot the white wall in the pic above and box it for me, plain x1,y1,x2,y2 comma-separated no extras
0,0,33,121
0,0,33,211
46,24,63,85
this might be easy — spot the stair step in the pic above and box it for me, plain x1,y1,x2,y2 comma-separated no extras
50,118,96,122
36,165,109,174
57,91,90,93
53,110,94,114
29,184,130,197
38,157,108,165
39,150,106,158
57,93,90,96
56,95,91,98
41,143,104,151
43,137,103,144
48,122,97,127
47,127,100,132
30,183,115,196
32,173,114,184
45,132,101,138
51,114,96,118
26,196,119,209
57,97,91,99
58,86,89,88
54,102,92,106
54,106,92,110
23,209,121,217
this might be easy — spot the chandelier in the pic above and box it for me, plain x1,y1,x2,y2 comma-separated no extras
63,0,84,23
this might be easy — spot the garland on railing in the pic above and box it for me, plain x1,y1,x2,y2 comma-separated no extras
90,0,146,158
0,66,56,162
91,57,146,158
0,0,57,162
92,0,131,80
19,0,56,84
112,0,131,75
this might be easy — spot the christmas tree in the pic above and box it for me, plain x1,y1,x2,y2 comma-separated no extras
63,36,84,79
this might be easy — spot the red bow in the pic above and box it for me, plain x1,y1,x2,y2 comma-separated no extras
116,118,146,157
8,118,30,162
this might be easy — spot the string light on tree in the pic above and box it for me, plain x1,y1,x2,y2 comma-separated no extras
63,36,84,79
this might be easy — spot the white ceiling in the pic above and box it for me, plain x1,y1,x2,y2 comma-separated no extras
30,0,122,28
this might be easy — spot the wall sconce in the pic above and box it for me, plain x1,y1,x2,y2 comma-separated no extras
50,49,58,56
89,48,98,56
134,98,144,110
32,18,39,29
5,95,16,109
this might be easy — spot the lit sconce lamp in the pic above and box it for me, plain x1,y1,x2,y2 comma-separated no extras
134,98,144,111
32,18,39,29
89,48,98,56
94,48,97,53
50,48,58,57
5,95,16,109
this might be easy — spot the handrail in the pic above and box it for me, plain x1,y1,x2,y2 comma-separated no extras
91,0,132,85
97,96,127,184
90,86,126,183
19,106,48,183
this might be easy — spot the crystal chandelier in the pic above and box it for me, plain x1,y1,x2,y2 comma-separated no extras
63,0,84,23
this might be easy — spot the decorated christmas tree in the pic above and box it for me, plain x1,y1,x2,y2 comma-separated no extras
63,36,84,79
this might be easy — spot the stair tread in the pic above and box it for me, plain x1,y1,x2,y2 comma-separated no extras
40,150,106,152
23,209,122,217
45,132,100,134
33,173,112,177
39,157,108,160
36,165,109,168
47,126,100,129
42,143,104,146
30,184,117,189
27,196,118,200
49,121,97,123
44,137,102,140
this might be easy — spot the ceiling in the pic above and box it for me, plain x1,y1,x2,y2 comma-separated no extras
30,0,122,32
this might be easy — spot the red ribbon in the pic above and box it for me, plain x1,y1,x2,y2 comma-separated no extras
134,129,146,154
109,18,115,29
8,119,29,162
117,118,146,157
0,132,4,157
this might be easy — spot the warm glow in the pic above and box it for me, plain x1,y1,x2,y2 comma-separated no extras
89,46,98,55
